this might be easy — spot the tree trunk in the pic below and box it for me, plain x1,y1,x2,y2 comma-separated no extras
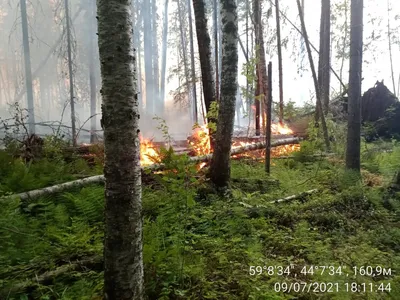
258,3,268,135
135,1,143,108
275,0,284,124
192,0,217,148
246,0,251,128
296,0,330,150
213,0,219,102
20,0,35,134
236,87,241,126
253,0,267,136
209,0,238,188
177,0,191,113
151,0,160,115
187,0,198,123
88,0,97,143
339,0,349,94
192,0,216,117
160,0,169,113
345,0,363,171
65,0,76,146
253,0,261,136
97,0,143,298
317,0,331,116
265,62,272,173
143,0,154,115
387,0,396,97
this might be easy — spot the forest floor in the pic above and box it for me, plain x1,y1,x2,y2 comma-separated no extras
0,138,399,299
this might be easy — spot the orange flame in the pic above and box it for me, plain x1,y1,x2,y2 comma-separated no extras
138,121,299,168
272,123,293,135
140,137,160,166
188,124,211,156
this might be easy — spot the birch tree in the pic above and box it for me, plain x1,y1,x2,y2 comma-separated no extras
97,0,143,299
187,0,198,122
209,0,238,188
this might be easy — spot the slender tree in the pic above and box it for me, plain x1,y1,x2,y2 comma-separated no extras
187,0,198,122
151,0,161,114
97,0,143,298
213,0,219,101
209,0,238,188
20,0,35,134
143,0,154,115
297,0,330,150
275,0,284,124
386,0,396,96
346,0,363,171
317,0,331,116
64,0,76,146
160,0,169,111
192,0,216,119
253,0,268,135
253,0,261,136
87,0,97,143
177,0,191,117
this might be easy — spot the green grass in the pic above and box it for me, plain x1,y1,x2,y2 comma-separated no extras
0,140,399,299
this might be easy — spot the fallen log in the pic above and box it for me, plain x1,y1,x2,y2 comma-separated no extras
3,138,299,201
239,189,318,207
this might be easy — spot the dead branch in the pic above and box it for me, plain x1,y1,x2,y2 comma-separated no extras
3,138,299,202
239,188,318,208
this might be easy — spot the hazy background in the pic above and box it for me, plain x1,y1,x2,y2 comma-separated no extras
0,0,398,142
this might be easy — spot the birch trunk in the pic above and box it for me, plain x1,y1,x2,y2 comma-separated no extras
187,0,198,123
209,0,239,188
96,0,143,298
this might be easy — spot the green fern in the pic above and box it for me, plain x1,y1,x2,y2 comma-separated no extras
62,187,104,224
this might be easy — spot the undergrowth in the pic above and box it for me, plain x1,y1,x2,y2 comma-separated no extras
0,138,399,299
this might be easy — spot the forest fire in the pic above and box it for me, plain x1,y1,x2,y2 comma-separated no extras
138,122,300,166
188,124,211,156
140,137,159,166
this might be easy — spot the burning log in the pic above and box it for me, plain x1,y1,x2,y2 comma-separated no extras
3,138,299,202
